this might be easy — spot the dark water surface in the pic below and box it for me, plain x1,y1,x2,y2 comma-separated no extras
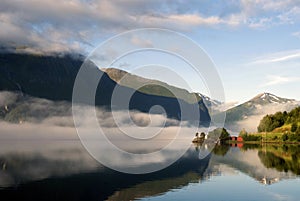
0,141,299,201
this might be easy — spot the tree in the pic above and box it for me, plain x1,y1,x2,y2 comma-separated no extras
220,128,230,139
208,128,230,142
258,111,287,132
258,115,272,132
296,126,300,135
239,128,248,136
282,133,288,141
240,133,261,141
291,122,298,132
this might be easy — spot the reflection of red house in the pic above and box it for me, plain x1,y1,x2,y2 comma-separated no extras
230,143,243,148
230,136,244,148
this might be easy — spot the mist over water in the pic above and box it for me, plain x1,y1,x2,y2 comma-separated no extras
0,91,208,184
1,91,300,201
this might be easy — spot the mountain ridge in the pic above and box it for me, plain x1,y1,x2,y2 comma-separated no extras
102,68,203,104
211,92,300,133
221,92,299,123
0,53,211,124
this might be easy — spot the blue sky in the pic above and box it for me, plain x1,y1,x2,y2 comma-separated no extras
0,0,300,103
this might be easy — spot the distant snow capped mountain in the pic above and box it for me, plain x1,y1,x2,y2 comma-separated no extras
224,92,299,123
217,92,300,133
197,93,222,108
250,92,295,105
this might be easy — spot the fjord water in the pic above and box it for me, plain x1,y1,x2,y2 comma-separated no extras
0,139,299,201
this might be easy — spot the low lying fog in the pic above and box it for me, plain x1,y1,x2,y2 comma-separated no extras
0,91,209,186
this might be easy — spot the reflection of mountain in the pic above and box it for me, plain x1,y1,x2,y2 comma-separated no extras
210,146,298,185
0,53,210,124
1,143,299,200
0,147,211,201
107,172,200,201
0,141,100,187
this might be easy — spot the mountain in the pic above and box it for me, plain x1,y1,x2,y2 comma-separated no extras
0,53,210,124
102,68,204,105
214,92,299,132
249,92,295,105
103,68,221,114
103,68,224,112
0,91,73,124
224,92,298,123
197,93,224,115
198,93,222,108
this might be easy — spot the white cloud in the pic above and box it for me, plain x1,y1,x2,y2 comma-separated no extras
213,101,239,112
161,14,222,26
0,0,300,54
251,49,300,64
261,75,300,87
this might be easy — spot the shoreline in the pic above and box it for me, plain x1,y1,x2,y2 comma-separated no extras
227,141,300,145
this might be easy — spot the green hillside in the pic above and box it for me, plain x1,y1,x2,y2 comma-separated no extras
102,68,203,105
257,106,300,133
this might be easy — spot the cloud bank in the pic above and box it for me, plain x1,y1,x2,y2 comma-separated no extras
0,91,207,184
1,0,299,54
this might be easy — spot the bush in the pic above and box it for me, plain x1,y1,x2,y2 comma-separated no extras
289,134,297,141
291,122,298,132
282,133,288,141
240,134,261,141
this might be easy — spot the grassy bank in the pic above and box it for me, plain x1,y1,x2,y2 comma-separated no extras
237,132,300,144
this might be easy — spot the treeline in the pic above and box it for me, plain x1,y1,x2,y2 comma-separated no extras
208,128,230,139
239,129,261,141
240,134,261,141
257,106,300,132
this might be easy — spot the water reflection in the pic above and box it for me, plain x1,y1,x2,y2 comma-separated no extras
0,141,299,201
211,144,299,185
0,141,211,201
258,144,300,175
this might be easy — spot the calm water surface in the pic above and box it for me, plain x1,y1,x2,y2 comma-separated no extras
0,140,299,201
